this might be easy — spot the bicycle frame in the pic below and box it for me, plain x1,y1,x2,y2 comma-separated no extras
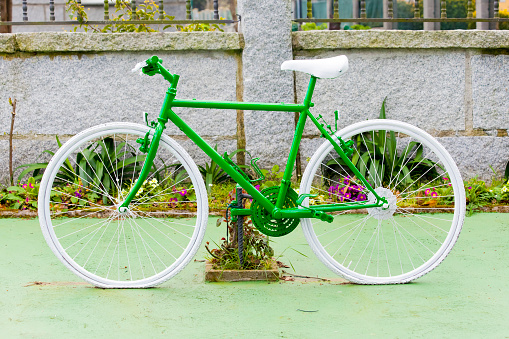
120,59,386,220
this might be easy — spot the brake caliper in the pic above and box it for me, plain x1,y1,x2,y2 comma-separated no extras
136,112,158,153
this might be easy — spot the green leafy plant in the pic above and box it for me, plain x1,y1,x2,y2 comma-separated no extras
464,177,494,216
0,177,39,210
344,24,371,30
504,159,509,180
176,21,224,32
66,0,174,33
198,145,232,195
205,217,275,270
16,135,67,183
301,22,327,31
323,97,440,190
17,136,147,204
259,165,285,190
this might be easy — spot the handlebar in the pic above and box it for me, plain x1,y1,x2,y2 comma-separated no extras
131,56,175,85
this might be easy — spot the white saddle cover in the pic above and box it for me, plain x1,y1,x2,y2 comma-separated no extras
281,55,349,79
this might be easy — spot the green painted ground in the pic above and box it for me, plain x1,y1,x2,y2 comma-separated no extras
1,214,508,338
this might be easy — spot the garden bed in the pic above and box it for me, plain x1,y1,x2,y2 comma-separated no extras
1,205,508,219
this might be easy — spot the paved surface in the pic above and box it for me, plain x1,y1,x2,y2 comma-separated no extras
1,214,508,338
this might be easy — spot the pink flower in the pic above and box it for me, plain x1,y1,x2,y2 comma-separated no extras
29,183,34,189
23,184,27,189
255,185,260,191
431,191,438,197
424,188,431,196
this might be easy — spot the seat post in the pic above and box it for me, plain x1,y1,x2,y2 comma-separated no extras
304,76,317,108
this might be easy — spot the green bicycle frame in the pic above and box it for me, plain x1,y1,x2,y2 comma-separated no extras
120,57,386,219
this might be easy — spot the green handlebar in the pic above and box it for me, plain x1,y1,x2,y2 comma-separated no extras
142,55,175,84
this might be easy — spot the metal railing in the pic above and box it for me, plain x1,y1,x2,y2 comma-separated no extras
294,0,509,29
0,0,236,29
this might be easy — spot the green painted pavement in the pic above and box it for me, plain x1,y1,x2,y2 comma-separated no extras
1,214,508,338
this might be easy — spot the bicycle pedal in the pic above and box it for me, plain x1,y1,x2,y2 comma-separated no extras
313,210,333,223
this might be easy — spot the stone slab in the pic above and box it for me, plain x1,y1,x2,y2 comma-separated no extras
294,49,466,133
11,32,243,53
0,138,62,185
437,136,509,182
471,53,509,130
0,34,16,53
292,30,509,50
0,52,238,136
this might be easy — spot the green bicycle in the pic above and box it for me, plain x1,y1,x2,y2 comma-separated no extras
38,55,465,288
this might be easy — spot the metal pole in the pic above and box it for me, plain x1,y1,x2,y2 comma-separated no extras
236,187,244,268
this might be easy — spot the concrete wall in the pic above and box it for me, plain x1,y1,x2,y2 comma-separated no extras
1,4,508,184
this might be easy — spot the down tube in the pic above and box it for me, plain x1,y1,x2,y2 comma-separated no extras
165,109,275,212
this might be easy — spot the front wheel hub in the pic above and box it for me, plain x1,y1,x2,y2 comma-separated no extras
118,206,129,214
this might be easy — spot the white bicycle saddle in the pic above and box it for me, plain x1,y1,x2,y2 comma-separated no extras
281,55,349,79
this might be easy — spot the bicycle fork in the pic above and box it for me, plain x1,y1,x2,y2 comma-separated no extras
118,78,180,212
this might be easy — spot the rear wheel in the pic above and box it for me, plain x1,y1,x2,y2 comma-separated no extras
38,122,208,288
299,120,465,284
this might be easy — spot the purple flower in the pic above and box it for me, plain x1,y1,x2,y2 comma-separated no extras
468,186,472,190
255,185,260,191
344,192,352,200
178,189,187,197
357,194,367,201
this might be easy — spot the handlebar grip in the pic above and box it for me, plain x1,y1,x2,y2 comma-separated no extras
131,61,147,74
132,56,174,84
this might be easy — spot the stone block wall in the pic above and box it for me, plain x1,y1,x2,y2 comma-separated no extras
292,31,509,181
1,4,508,184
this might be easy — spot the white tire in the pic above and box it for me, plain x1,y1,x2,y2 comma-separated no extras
300,120,465,284
38,122,208,288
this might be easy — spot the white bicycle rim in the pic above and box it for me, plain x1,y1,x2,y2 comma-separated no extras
300,119,465,284
38,122,208,288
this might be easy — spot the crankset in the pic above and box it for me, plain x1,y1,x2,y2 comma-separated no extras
250,186,300,237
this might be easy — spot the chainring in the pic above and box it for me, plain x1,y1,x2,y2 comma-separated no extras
250,186,300,237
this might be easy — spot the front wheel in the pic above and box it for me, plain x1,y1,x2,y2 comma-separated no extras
300,120,465,284
38,122,208,288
